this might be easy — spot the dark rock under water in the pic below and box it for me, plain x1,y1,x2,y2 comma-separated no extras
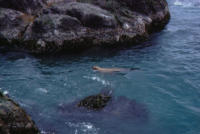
77,92,112,110
58,94,148,122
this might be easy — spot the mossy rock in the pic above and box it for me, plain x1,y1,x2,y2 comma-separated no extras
77,93,111,110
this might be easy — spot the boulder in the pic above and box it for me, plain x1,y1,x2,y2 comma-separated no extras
77,92,111,110
0,0,170,53
44,2,117,29
0,8,28,44
0,92,39,134
0,0,46,14
22,13,86,53
78,0,170,31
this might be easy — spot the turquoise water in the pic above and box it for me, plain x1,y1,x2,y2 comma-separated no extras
0,0,200,134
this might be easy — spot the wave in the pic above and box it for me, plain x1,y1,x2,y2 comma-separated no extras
36,88,48,94
66,122,99,134
83,76,111,86
174,0,200,7
0,88,9,96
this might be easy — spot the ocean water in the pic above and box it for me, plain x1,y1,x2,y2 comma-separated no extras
0,0,200,134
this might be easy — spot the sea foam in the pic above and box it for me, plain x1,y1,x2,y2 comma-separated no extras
83,76,111,86
174,0,200,7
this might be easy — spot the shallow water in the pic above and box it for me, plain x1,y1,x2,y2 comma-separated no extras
0,0,200,134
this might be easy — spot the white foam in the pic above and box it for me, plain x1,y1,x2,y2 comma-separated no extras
41,130,55,134
3,90,9,96
174,0,184,6
36,88,48,94
66,122,99,134
174,0,200,7
83,76,111,86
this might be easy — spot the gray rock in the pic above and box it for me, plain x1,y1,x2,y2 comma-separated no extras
0,0,170,53
0,93,39,134
0,8,27,46
0,0,46,14
22,13,86,53
44,2,117,29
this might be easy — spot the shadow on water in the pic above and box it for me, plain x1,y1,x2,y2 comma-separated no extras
0,32,164,63
27,95,149,134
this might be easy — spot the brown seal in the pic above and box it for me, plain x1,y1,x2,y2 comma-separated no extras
92,66,130,73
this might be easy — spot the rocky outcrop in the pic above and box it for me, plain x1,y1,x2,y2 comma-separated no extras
0,92,39,134
58,93,148,121
0,0,170,54
77,92,111,110
0,0,46,14
0,8,27,46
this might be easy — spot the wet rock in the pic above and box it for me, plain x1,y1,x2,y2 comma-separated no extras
0,0,170,53
0,93,39,134
58,93,148,122
77,92,111,110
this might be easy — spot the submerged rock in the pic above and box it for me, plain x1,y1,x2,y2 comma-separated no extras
77,91,111,110
0,92,39,134
58,92,148,122
0,0,170,53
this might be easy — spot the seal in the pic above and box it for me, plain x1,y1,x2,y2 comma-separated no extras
92,66,139,73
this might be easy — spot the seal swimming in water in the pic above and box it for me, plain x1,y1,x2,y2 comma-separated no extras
92,66,139,73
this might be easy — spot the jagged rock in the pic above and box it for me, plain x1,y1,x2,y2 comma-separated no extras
44,2,117,29
78,0,170,31
0,8,27,46
0,93,39,134
0,0,46,14
0,0,170,53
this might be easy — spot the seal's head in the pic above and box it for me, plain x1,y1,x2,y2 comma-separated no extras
92,66,100,70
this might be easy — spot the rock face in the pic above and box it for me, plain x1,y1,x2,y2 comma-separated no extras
0,92,39,134
0,0,170,53
0,8,27,46
0,0,46,14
